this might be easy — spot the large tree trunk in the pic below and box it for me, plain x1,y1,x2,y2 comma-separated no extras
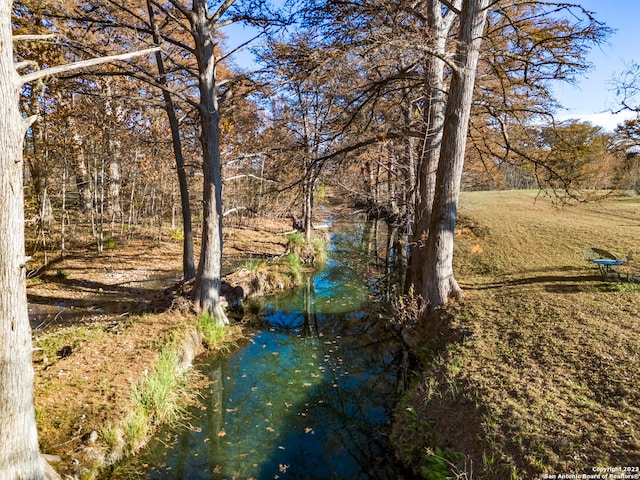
190,0,228,324
147,0,196,280
421,0,489,309
409,1,457,297
0,4,53,478
28,121,54,226
104,81,123,223
302,162,315,242
66,117,93,214
106,133,122,219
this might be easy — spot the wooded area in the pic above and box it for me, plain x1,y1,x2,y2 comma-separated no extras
3,0,640,478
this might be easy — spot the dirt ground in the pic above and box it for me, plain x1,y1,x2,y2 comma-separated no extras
28,217,292,478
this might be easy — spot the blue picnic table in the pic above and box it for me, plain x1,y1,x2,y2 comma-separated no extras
592,258,624,276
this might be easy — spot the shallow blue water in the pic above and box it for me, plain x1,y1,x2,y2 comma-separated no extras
137,220,406,479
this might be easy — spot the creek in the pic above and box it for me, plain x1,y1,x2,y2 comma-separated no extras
131,217,409,479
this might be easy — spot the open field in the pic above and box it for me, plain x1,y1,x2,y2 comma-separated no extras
394,190,640,479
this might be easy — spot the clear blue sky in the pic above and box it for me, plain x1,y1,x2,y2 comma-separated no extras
554,0,640,130
223,0,640,131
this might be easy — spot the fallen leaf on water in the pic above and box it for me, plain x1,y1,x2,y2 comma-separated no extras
217,430,226,437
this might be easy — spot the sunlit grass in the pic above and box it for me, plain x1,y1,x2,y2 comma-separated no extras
286,231,305,249
196,312,238,352
34,325,105,360
394,190,640,478
311,237,328,266
240,258,265,272
117,335,195,457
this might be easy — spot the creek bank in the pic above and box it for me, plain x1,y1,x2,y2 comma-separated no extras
31,219,329,479
108,212,409,480
389,191,640,479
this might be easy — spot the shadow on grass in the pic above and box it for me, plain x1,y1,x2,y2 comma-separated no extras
28,269,180,329
464,265,609,294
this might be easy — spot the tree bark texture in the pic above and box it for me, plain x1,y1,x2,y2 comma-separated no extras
421,0,489,309
66,117,93,214
409,1,456,297
189,0,228,324
302,164,315,242
146,0,196,281
106,133,123,218
0,2,50,477
104,82,123,219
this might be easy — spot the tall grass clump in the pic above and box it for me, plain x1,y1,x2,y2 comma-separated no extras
286,231,305,253
315,182,327,201
124,339,190,454
311,236,328,266
196,312,233,350
241,258,265,272
283,251,302,272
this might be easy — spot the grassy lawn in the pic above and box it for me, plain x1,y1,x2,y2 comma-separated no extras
393,190,640,479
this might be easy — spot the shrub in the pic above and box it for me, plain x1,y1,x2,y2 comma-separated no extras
311,237,328,265
169,229,184,241
196,312,230,349
104,236,119,250
241,258,264,272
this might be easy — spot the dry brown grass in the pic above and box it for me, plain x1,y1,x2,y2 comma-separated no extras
29,218,292,478
394,190,640,479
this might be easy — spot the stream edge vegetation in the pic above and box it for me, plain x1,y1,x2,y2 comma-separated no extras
390,190,640,479
32,225,330,479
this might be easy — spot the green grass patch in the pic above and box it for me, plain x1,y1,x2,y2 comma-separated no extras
240,258,265,272
169,229,184,241
122,337,193,455
282,252,302,275
316,182,327,201
55,269,69,279
34,325,105,359
606,281,640,292
104,236,119,250
196,312,236,351
423,447,470,480
286,231,305,248
395,190,640,478
311,237,328,266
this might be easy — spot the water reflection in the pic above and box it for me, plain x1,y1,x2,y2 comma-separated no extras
131,218,408,480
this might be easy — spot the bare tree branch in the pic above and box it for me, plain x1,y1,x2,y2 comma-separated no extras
19,46,160,86
224,173,276,183
13,34,55,42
